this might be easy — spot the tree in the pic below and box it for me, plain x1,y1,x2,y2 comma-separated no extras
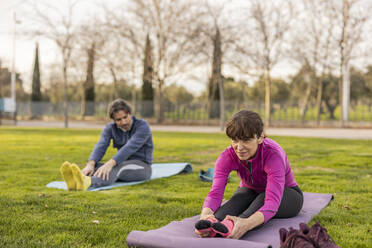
252,76,290,104
289,63,317,120
197,1,238,130
332,0,371,125
349,68,363,103
82,42,95,116
141,34,154,117
127,0,202,123
31,43,42,117
28,0,79,128
0,67,27,101
102,4,145,112
224,78,247,103
322,74,339,120
76,19,107,117
163,84,194,105
208,28,223,120
95,80,137,104
234,0,293,126
291,0,338,123
364,66,372,108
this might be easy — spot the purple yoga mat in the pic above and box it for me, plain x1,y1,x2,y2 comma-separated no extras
127,192,333,248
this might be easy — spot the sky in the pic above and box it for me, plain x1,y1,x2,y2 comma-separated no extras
0,0,116,92
0,0,302,96
0,0,370,96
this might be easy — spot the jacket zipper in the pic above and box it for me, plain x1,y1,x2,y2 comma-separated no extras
247,161,254,185
241,160,254,185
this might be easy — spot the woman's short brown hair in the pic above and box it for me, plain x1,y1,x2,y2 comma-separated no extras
225,110,264,140
108,99,132,119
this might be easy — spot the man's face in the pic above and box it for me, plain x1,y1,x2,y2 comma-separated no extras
113,110,132,131
231,135,262,161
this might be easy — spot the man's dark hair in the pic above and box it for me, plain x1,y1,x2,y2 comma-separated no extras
109,99,132,119
225,110,264,140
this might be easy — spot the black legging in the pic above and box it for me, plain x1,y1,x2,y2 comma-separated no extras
214,186,303,221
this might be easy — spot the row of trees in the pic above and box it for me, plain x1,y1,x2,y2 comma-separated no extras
2,57,372,122
3,0,371,127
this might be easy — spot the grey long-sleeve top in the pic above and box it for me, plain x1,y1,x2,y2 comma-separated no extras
88,116,153,165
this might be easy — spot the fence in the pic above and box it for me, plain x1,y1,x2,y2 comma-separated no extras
4,100,372,127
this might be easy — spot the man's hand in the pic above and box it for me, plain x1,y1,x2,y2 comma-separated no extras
225,215,250,239
82,161,95,176
93,159,116,181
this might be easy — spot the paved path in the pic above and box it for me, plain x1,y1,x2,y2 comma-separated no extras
2,120,372,140
151,126,372,140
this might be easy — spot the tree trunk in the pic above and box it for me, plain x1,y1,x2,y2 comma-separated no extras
342,62,350,124
339,58,344,126
63,64,68,128
110,67,117,102
300,76,312,121
218,74,224,131
80,90,85,119
324,100,336,120
83,44,95,116
213,28,225,131
208,28,223,120
141,33,154,118
31,43,42,118
132,87,136,114
264,68,271,127
339,0,350,127
156,79,164,124
315,77,323,126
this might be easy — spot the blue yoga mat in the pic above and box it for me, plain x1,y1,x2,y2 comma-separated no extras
46,163,192,191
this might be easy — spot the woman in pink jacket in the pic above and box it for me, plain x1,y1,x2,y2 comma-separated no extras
195,110,303,239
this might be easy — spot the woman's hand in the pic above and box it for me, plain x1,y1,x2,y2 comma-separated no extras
225,211,264,239
195,226,212,238
194,214,217,238
225,215,250,239
82,161,95,176
195,208,217,238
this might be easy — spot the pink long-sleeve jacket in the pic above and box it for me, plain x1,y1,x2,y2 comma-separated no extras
203,138,298,223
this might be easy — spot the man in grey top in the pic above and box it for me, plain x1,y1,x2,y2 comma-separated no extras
60,99,153,191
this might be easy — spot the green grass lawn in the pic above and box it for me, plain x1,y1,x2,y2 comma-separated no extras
0,127,371,247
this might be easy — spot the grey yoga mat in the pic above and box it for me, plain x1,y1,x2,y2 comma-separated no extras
126,192,334,248
46,163,192,191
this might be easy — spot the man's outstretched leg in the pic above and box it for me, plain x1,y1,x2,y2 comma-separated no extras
71,163,91,191
60,161,76,191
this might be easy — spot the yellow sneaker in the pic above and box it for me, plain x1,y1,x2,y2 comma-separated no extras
71,163,91,191
60,161,76,191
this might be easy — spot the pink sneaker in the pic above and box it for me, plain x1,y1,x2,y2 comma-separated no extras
211,219,234,237
195,217,218,238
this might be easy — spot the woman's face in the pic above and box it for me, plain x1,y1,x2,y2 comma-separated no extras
232,135,263,161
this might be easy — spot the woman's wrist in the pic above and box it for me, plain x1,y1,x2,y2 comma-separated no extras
200,207,214,219
241,217,254,232
243,211,265,231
